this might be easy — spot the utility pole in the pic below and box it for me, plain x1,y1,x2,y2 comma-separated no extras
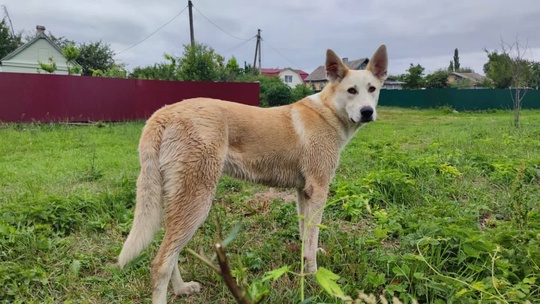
252,29,261,75
188,0,195,47
257,29,262,74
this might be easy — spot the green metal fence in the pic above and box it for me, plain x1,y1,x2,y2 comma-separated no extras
379,89,540,110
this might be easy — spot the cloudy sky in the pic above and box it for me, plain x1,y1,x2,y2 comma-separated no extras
3,0,540,76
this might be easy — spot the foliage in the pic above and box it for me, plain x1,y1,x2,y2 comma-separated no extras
177,43,225,81
264,82,292,107
91,65,128,78
62,44,81,75
0,18,22,59
453,48,460,72
37,56,57,74
77,41,116,76
129,53,179,81
424,69,450,89
527,61,540,89
291,84,314,102
449,77,473,89
484,51,516,89
218,56,243,82
47,32,76,50
401,64,425,89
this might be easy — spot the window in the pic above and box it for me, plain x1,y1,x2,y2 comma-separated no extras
284,75,293,83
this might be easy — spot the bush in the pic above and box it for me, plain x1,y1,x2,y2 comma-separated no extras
291,84,314,102
264,83,292,107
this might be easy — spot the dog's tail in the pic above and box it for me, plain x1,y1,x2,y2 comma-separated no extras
118,119,165,268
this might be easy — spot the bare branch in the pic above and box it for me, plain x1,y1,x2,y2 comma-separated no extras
215,243,253,304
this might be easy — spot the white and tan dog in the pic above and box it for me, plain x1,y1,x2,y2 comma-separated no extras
119,45,388,303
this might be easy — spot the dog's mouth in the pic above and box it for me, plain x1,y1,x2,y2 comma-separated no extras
351,117,374,124
360,117,373,123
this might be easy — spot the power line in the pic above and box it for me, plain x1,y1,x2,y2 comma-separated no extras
220,35,257,55
262,39,302,69
192,5,252,41
117,5,188,55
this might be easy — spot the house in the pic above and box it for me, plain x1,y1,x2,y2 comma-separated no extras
260,68,309,88
0,25,80,75
382,77,406,90
447,72,489,88
305,57,369,91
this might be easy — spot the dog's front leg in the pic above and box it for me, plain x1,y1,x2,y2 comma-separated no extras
301,184,328,273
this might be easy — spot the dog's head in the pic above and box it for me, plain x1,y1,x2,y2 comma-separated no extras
324,45,388,125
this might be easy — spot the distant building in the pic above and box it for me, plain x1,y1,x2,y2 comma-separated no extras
0,25,80,75
305,57,369,91
260,68,309,88
382,78,405,90
448,72,489,88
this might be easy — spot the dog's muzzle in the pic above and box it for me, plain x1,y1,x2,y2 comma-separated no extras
359,106,374,123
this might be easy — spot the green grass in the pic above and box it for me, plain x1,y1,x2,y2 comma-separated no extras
1,108,539,303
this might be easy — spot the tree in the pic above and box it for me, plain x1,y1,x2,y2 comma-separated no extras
47,32,75,49
485,37,533,126
453,48,460,72
177,43,224,81
77,41,116,76
218,57,242,82
448,61,454,72
62,44,81,75
402,63,425,89
129,53,181,81
526,61,540,89
483,51,513,88
425,69,450,89
0,18,22,59
456,67,475,73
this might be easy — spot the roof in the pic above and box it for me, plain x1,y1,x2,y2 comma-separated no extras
260,68,309,81
451,72,487,84
305,57,369,81
1,32,65,62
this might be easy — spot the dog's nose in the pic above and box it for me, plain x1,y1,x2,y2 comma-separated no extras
360,106,374,120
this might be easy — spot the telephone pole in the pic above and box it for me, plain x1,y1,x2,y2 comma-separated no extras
252,29,261,74
188,0,195,47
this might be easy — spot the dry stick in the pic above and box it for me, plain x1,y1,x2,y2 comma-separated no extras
215,243,253,304
187,215,253,304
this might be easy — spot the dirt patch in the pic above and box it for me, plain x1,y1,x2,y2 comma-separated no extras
252,187,297,203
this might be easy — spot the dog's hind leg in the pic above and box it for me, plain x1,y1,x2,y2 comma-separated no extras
151,144,224,303
151,177,219,303
170,253,195,296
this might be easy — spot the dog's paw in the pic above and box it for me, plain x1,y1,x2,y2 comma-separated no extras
175,281,201,295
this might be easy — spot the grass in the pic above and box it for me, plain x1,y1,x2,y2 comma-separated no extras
0,107,539,303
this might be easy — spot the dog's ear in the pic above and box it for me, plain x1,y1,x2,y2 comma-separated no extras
366,44,388,80
325,49,349,82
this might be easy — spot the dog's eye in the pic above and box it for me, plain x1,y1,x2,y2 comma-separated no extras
368,86,376,93
347,88,357,94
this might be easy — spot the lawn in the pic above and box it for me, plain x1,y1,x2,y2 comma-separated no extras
0,107,539,303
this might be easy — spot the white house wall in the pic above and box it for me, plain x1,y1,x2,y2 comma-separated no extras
1,39,71,75
279,69,304,88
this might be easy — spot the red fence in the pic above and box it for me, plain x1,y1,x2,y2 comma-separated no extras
0,73,260,122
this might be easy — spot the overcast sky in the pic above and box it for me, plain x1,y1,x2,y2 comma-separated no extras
3,0,540,76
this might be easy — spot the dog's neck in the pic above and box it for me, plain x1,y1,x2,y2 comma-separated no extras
300,90,361,146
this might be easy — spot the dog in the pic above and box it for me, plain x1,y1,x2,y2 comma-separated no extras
118,45,388,303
